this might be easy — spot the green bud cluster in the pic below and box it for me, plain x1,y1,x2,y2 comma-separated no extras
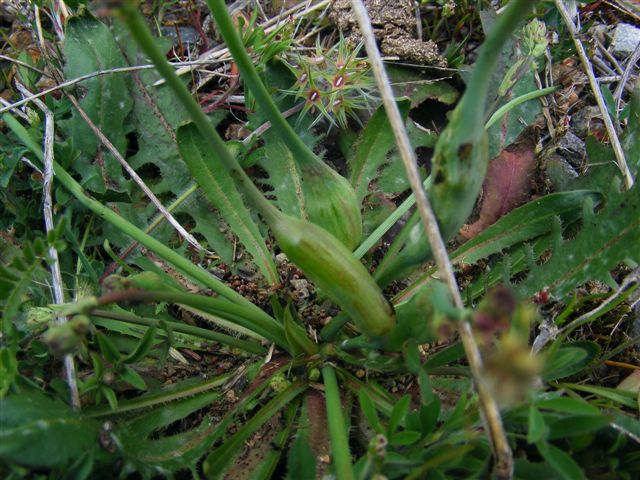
282,36,377,129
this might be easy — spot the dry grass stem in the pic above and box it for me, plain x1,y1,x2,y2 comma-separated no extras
65,94,210,255
349,0,513,477
15,82,81,409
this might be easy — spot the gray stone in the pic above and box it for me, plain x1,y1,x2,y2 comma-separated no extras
546,154,579,191
557,131,586,168
611,23,640,58
159,27,200,47
571,106,601,138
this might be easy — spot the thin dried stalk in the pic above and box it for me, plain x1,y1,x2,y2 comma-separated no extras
0,61,219,116
15,82,81,409
65,94,209,255
349,0,513,477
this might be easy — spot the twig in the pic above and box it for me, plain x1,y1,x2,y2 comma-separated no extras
604,360,640,371
0,54,48,76
14,82,81,409
614,43,640,112
553,0,635,189
0,97,30,121
64,93,210,255
349,1,513,478
594,37,624,75
534,71,556,137
0,61,223,116
242,102,304,145
611,422,640,444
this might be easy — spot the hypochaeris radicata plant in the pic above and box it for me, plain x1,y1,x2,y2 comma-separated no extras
1,1,640,479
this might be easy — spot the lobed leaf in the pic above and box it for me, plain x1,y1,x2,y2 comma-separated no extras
61,14,133,193
0,392,99,467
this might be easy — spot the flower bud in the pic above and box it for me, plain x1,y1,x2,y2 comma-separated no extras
269,211,394,338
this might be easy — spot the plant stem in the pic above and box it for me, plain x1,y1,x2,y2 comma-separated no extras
485,86,558,129
206,0,320,168
322,366,355,480
91,309,266,354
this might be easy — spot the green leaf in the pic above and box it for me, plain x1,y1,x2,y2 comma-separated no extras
257,129,307,219
423,342,465,370
283,308,318,357
61,14,133,193
487,71,541,158
102,386,118,410
394,190,596,304
120,365,147,390
517,182,640,299
561,383,637,409
451,191,599,266
124,325,157,364
177,123,278,284
536,397,601,416
542,342,600,381
388,395,411,435
114,23,194,196
0,392,99,467
96,331,121,363
389,430,421,446
547,414,609,440
536,440,586,480
527,406,547,443
348,100,411,204
286,435,317,480
419,398,440,435
358,389,385,434
387,66,459,107
203,381,307,479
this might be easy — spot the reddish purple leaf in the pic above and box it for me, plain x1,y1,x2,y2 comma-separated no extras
461,128,537,239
